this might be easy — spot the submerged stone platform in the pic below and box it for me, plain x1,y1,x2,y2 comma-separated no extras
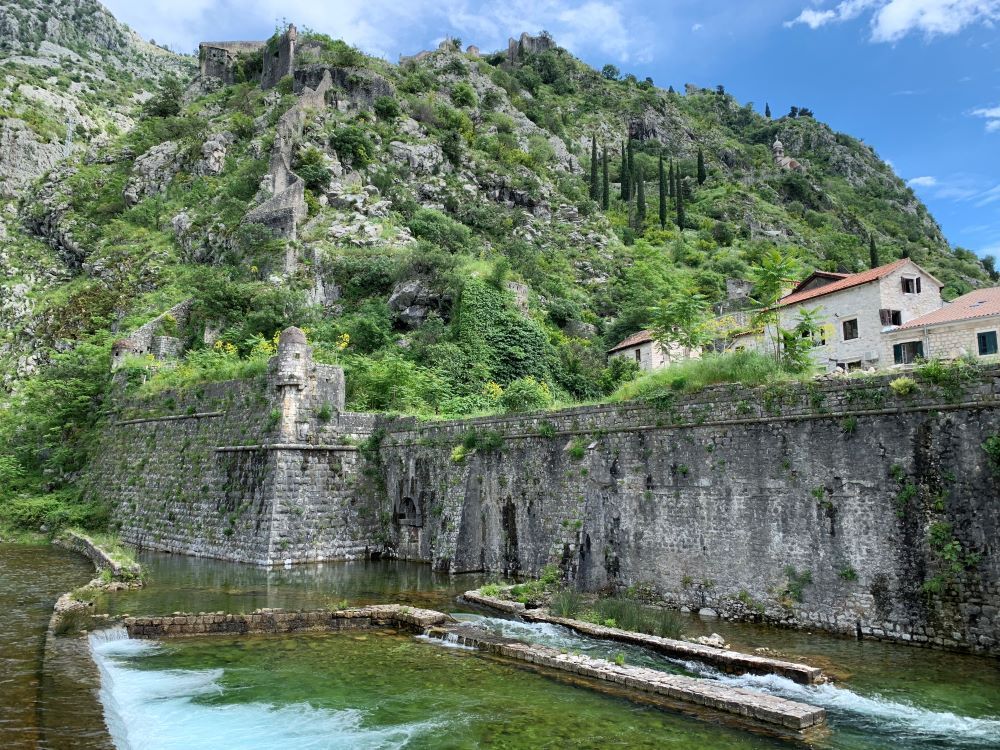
120,604,826,731
463,589,824,685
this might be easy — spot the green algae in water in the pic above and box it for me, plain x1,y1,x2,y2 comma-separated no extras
94,631,792,750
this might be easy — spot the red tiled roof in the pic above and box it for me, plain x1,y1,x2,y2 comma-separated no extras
777,259,913,308
609,329,654,352
895,287,1000,330
787,270,850,294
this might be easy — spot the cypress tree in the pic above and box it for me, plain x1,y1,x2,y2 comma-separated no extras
869,235,881,269
675,175,685,229
635,163,646,229
668,161,674,198
620,141,629,200
626,139,635,200
589,135,599,201
696,147,706,185
658,155,666,228
601,148,610,211
765,102,771,119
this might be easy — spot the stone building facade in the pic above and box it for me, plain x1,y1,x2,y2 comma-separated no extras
772,259,944,371
885,287,1000,364
110,299,193,371
608,330,700,371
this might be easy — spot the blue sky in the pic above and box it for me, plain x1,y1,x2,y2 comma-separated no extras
105,0,1000,259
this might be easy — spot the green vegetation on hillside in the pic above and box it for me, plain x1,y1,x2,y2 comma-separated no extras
0,7,995,533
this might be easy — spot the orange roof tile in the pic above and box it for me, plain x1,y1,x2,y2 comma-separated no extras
777,259,913,308
609,329,654,352
895,287,1000,330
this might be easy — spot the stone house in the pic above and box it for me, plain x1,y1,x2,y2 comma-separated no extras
770,259,944,371
608,330,700,372
884,287,1000,364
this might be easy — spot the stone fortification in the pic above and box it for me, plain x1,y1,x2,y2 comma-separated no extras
89,354,1000,654
380,369,1000,655
198,25,296,89
84,328,378,565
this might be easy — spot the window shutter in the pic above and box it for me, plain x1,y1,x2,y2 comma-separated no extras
901,278,907,293
893,343,903,364
916,277,922,293
879,309,891,326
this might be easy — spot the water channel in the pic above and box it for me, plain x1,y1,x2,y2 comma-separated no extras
4,545,999,749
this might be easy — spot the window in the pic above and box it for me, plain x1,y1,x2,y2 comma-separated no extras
893,341,924,364
977,331,998,356
879,309,902,326
842,318,859,341
837,360,862,371
634,349,642,362
901,277,922,294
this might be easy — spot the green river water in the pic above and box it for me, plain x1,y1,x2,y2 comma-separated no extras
4,545,999,749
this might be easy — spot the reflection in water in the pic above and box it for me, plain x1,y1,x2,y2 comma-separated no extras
0,544,94,749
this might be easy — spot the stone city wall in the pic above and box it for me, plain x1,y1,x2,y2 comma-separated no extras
83,329,380,565
380,368,1000,654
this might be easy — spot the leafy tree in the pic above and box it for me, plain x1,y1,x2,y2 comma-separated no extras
765,102,771,118
599,356,640,394
749,249,801,362
407,208,472,252
869,235,881,269
650,285,715,351
144,75,184,117
779,307,822,372
589,135,599,201
601,64,620,80
293,146,330,192
716,84,726,96
329,125,374,167
658,156,666,228
789,105,799,118
697,148,706,185
635,163,646,228
601,148,610,211
982,255,999,281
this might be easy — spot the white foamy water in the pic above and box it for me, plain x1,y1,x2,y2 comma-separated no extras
453,617,1000,747
705,668,1000,747
89,631,442,750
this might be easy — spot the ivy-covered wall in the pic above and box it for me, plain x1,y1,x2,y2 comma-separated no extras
379,368,1000,654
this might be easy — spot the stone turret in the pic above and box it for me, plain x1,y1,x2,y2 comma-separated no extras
262,24,297,90
267,326,345,441
507,32,555,65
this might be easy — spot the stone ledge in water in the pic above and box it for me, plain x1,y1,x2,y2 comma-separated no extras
125,604,452,638
463,589,824,685
433,623,826,730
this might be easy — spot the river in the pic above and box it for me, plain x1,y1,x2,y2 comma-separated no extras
4,546,999,749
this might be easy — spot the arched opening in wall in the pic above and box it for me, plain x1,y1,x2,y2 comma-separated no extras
395,495,424,560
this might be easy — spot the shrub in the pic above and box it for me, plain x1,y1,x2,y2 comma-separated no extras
266,408,282,432
450,82,477,108
373,96,401,121
275,75,294,95
329,125,374,168
317,403,333,422
839,566,858,581
499,377,553,413
293,146,330,192
231,112,255,139
890,376,917,397
407,208,472,252
984,435,1000,474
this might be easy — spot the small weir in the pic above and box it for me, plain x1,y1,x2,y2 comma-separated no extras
116,606,827,732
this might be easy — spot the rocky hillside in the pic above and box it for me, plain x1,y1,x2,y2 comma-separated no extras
0,6,995,530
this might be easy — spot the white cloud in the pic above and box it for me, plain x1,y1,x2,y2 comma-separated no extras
691,22,703,31
972,104,1000,132
785,0,1000,42
104,0,653,63
907,175,937,187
